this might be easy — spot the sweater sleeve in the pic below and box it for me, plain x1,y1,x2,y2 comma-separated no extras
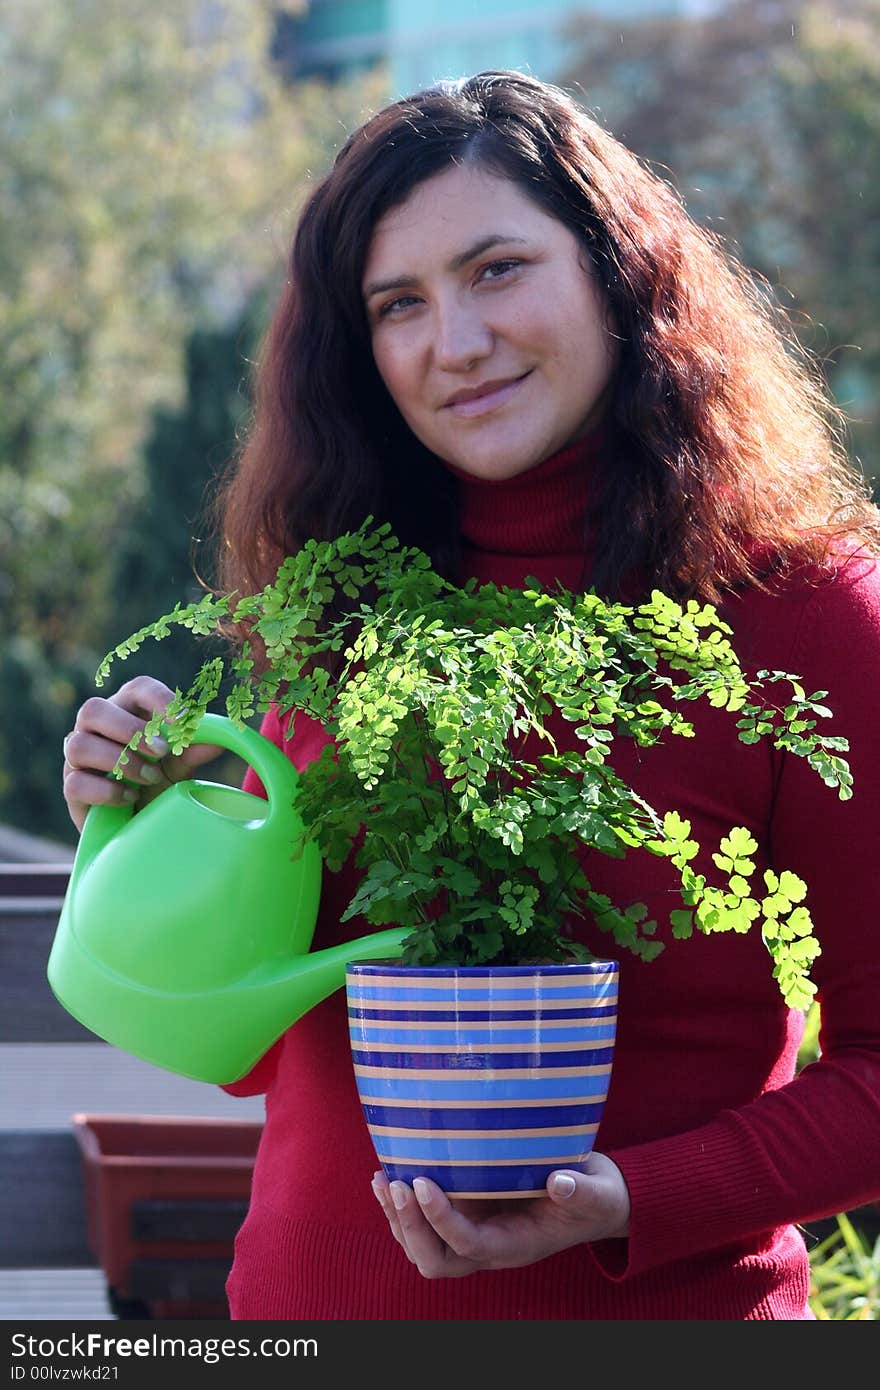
592,553,880,1279
219,703,311,1098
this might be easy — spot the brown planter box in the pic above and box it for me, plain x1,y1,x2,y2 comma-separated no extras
72,1113,261,1319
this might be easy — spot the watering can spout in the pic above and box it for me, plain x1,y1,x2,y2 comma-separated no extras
155,928,410,1084
251,929,410,1033
47,712,410,1085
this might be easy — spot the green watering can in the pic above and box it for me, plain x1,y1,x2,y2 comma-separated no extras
47,712,407,1084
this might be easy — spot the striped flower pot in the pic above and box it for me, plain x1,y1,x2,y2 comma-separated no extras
345,961,618,1199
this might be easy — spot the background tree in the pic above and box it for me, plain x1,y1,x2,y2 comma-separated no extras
99,297,274,800
561,0,879,488
7,0,876,844
0,0,387,841
106,302,263,686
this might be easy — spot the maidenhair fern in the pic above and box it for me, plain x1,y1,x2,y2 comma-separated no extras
97,517,852,1007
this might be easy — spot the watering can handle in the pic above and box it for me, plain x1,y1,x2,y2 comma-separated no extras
164,710,303,831
74,711,302,880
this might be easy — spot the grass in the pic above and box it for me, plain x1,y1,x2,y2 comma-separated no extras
809,1212,880,1319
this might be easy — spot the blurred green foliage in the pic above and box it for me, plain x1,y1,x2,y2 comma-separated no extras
564,0,880,487
0,0,386,842
797,999,822,1070
2,0,878,844
809,1212,880,1318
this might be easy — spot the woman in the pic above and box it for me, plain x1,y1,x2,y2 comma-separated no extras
62,70,880,1319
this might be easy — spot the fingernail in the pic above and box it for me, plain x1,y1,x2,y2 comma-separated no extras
122,788,139,804
413,1178,431,1207
140,763,163,784
550,1173,577,1198
145,735,169,756
390,1182,408,1211
371,1179,384,1204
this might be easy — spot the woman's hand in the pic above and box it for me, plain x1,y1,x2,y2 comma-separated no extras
370,1151,630,1278
61,675,223,834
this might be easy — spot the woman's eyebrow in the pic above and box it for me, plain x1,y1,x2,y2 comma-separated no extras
363,233,529,300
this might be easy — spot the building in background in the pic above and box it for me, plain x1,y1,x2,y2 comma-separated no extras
274,0,712,97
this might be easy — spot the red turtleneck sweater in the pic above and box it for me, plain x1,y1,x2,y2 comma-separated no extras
224,433,880,1319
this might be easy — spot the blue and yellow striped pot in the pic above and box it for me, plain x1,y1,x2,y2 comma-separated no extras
345,961,618,1199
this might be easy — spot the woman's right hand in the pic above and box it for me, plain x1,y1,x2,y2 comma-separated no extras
61,676,223,835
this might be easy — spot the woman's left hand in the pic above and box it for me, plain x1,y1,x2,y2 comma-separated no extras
371,1151,630,1278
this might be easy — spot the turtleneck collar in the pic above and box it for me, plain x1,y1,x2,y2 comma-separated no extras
443,426,606,558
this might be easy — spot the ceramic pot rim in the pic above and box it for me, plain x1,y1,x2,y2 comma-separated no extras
346,960,618,977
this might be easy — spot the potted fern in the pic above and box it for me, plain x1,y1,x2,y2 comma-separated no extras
99,517,852,1197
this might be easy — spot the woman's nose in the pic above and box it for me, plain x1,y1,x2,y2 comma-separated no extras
432,301,493,371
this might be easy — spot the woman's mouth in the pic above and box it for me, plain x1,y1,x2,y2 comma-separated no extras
446,371,532,419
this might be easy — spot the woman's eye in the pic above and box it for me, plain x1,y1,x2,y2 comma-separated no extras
480,259,521,281
377,294,419,319
374,261,521,320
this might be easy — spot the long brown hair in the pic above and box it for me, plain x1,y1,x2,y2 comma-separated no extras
214,68,879,615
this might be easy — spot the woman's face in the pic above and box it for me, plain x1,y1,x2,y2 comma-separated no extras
362,161,619,481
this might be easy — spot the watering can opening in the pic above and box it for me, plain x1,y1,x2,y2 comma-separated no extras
183,781,268,822
47,711,407,1084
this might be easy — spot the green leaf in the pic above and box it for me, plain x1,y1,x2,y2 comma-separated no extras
670,910,694,938
91,515,847,1003
778,870,808,903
